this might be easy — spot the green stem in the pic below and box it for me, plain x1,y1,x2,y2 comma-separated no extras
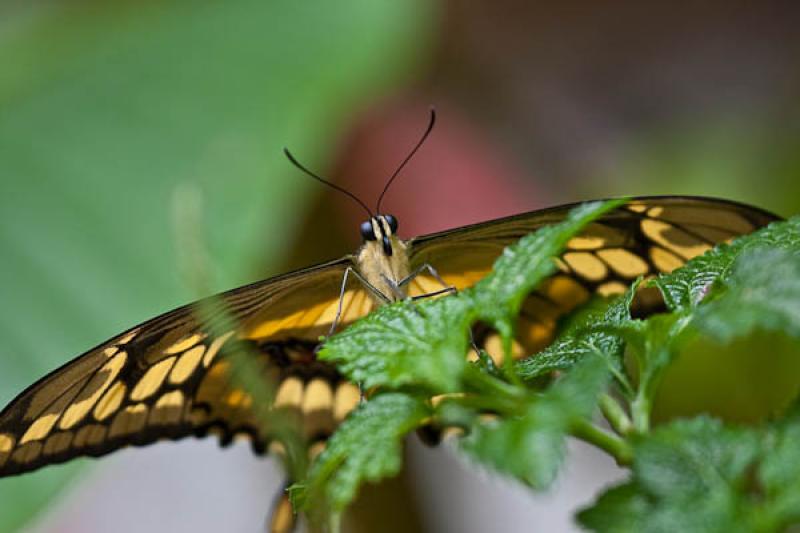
500,328,525,388
464,365,526,402
631,392,651,434
571,419,633,465
599,394,632,435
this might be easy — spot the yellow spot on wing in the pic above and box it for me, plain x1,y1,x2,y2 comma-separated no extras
275,377,303,409
563,252,608,281
130,357,175,401
302,379,333,414
0,434,14,453
541,275,590,310
20,413,60,444
203,331,235,367
596,248,650,278
94,382,127,421
103,346,119,357
169,345,205,385
25,352,103,422
116,330,139,345
650,246,685,273
114,328,141,344
597,281,629,297
567,234,604,250
483,333,525,365
59,351,127,430
333,383,360,422
165,333,205,355
641,219,711,259
150,390,185,425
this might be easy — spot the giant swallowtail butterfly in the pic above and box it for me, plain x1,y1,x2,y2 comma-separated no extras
0,111,780,529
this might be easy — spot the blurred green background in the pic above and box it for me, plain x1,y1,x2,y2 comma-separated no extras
1,1,799,532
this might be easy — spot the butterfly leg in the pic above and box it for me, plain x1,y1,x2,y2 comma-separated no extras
398,264,485,356
328,267,390,337
324,268,390,404
397,263,457,300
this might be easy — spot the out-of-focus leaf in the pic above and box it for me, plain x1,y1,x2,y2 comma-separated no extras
758,408,800,526
462,354,609,489
292,393,429,514
578,417,761,533
579,414,800,533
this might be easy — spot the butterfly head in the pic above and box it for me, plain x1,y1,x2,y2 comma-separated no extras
360,214,399,256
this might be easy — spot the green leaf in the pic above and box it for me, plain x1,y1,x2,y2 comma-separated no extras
516,285,638,390
294,393,429,514
579,417,764,533
624,218,800,431
692,247,800,342
653,216,800,311
629,312,691,410
319,295,473,392
462,354,609,489
756,408,800,527
472,200,626,342
634,417,759,497
576,483,651,533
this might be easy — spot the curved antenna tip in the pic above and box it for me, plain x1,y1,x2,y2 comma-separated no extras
282,146,373,218
375,107,438,213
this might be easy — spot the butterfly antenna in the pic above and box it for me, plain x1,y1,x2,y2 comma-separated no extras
283,148,373,218
376,106,436,214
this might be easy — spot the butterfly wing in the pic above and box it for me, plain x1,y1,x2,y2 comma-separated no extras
0,196,780,476
407,196,780,355
0,257,370,477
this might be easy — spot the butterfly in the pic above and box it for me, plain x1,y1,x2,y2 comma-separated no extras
0,111,780,529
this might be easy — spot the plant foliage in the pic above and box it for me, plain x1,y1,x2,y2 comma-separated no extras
291,202,800,532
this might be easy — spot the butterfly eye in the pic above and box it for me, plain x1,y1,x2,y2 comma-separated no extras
360,220,376,241
385,214,398,233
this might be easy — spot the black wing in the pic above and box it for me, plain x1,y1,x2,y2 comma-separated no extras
0,257,372,476
406,196,779,355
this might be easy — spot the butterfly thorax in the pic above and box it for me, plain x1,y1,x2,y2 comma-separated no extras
356,215,410,302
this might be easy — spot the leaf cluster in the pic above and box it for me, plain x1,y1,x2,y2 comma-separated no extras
290,204,800,532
